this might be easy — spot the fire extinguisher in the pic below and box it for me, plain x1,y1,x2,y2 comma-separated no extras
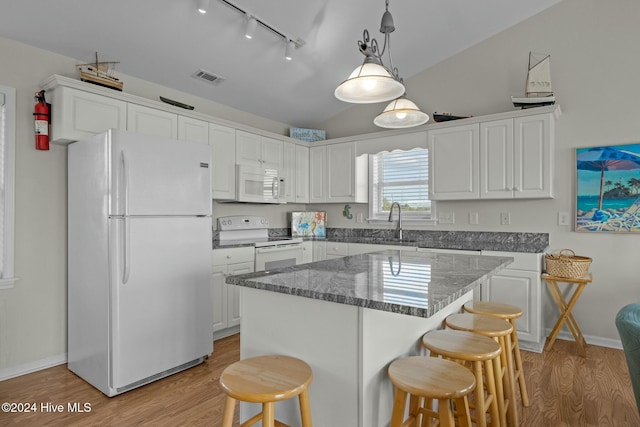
34,90,50,151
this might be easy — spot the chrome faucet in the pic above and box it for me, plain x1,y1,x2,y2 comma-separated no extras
388,202,403,240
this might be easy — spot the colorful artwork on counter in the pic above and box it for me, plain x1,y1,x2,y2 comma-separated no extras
291,211,326,237
576,143,640,233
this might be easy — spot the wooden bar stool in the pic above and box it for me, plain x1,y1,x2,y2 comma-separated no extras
388,356,476,427
463,301,530,407
445,313,517,427
219,355,313,427
422,329,505,427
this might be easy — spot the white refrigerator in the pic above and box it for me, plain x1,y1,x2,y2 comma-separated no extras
67,129,213,397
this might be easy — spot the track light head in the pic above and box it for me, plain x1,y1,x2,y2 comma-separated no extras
197,0,209,14
285,40,295,61
245,16,257,39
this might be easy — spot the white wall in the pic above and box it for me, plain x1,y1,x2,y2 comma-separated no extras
320,0,640,346
0,36,293,378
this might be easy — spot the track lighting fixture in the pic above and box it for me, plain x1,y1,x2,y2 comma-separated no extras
244,15,257,39
285,40,295,61
197,0,209,14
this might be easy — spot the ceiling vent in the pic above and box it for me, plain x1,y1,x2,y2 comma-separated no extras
191,69,225,85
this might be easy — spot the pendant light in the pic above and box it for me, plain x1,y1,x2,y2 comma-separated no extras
335,0,428,128
374,96,429,128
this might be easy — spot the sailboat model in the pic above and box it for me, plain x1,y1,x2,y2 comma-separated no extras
512,52,555,109
76,52,123,91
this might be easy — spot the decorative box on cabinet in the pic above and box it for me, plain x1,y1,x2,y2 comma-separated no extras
212,247,254,339
210,123,237,200
47,86,127,144
480,250,544,352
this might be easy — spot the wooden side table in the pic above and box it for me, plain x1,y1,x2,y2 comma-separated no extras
542,273,593,357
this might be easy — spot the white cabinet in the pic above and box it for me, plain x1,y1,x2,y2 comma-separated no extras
480,251,544,352
212,247,254,338
295,144,310,203
236,130,283,170
127,103,178,139
326,241,348,259
301,241,313,264
428,123,480,200
309,142,368,203
49,86,127,144
282,142,297,203
513,114,553,199
312,240,327,261
178,116,209,143
480,114,553,199
309,146,326,203
210,123,236,200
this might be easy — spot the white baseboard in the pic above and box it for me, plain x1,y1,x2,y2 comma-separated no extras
544,328,623,350
0,353,67,381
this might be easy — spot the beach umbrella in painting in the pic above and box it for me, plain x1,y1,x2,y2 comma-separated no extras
577,146,640,211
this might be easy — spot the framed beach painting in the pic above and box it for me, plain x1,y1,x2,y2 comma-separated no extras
576,143,640,232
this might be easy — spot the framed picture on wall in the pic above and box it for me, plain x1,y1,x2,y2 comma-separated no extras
576,143,640,232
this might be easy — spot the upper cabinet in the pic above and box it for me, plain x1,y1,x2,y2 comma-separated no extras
480,114,553,199
209,123,236,200
235,130,283,170
429,123,480,200
127,103,178,139
430,108,558,201
178,116,209,144
295,144,310,203
310,141,368,203
48,86,127,144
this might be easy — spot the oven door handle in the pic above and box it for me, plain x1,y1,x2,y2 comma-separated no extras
255,244,303,254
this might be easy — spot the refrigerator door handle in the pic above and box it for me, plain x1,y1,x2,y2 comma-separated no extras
123,217,131,284
121,151,131,284
122,150,130,216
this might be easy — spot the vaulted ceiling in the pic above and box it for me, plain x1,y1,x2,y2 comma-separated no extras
0,0,561,128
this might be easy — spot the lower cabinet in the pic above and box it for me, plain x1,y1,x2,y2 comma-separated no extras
301,241,313,264
212,247,254,339
312,241,327,261
480,251,544,352
326,242,349,259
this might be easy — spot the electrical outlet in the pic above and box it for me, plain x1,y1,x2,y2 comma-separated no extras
438,212,455,224
500,212,511,225
469,212,479,225
558,212,570,226
357,212,364,223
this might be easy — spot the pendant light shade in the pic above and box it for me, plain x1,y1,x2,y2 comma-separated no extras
374,96,430,128
335,59,405,104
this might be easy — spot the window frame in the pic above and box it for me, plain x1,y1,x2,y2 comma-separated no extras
0,85,17,289
368,148,436,226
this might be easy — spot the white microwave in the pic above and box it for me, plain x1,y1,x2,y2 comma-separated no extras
236,165,285,204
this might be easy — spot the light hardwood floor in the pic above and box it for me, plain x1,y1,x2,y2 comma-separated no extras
1,334,639,426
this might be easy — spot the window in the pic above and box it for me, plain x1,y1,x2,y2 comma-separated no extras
0,85,16,289
369,148,434,224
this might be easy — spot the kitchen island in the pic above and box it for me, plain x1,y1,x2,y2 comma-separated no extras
226,249,513,427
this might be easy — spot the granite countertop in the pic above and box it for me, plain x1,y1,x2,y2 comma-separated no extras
213,228,549,253
225,250,513,318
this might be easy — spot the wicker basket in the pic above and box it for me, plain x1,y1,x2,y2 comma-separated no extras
545,249,592,278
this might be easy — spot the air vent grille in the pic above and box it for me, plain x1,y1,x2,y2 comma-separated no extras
191,69,225,85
